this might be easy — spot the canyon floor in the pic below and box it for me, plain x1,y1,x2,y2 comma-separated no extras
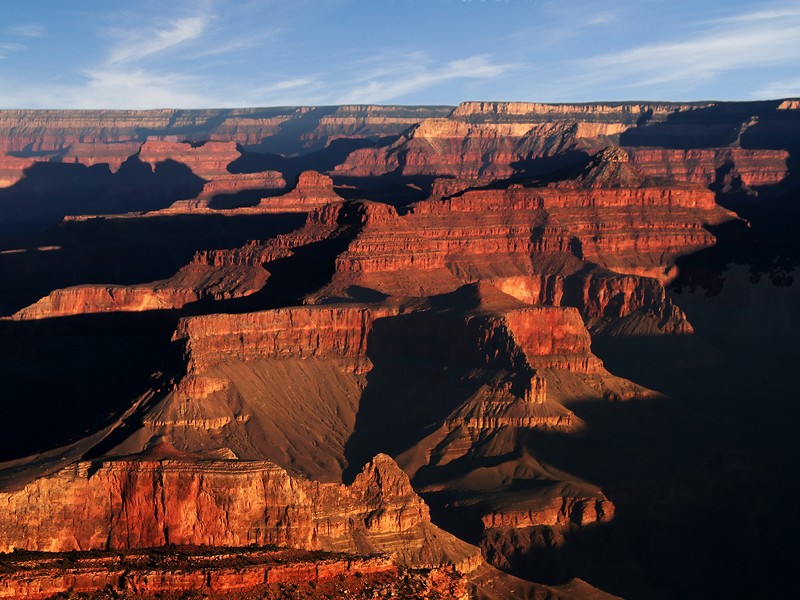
0,100,798,599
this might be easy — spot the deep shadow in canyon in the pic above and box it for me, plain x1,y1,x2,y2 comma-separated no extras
0,212,305,316
0,157,205,233
0,311,184,460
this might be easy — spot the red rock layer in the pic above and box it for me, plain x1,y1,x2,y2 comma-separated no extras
318,180,732,300
627,147,789,188
0,106,451,155
0,549,396,600
450,101,708,121
503,307,603,373
0,151,35,187
0,453,479,572
62,141,143,171
175,305,400,373
138,140,241,180
334,119,591,180
253,170,342,212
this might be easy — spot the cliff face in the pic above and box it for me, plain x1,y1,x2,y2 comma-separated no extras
0,453,478,573
335,100,797,193
138,140,242,180
316,167,732,307
450,101,711,120
0,106,452,157
0,548,402,600
627,147,789,188
334,119,590,180
254,170,343,212
0,152,35,187
175,304,400,372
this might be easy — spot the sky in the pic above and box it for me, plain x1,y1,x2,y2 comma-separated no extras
1,0,799,109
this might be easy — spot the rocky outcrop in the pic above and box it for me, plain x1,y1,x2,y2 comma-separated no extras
627,147,789,188
480,494,615,530
0,548,398,600
7,258,272,319
5,199,355,320
0,152,35,187
8,285,204,319
0,106,451,156
138,140,242,180
0,453,479,572
334,119,589,180
318,172,732,300
253,170,342,212
450,101,710,121
175,305,400,372
61,141,143,172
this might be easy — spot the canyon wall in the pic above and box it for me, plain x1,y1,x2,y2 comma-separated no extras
0,453,479,573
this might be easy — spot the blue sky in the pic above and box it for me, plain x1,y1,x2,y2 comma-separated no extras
1,0,799,108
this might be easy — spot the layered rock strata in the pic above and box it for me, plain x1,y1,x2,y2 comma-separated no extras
0,452,480,574
0,106,452,156
0,548,397,600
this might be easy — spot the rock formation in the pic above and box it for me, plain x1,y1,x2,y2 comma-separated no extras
0,548,402,600
0,452,480,566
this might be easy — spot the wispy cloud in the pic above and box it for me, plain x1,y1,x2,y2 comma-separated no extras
753,77,800,99
107,15,211,65
0,43,25,60
6,24,44,38
272,78,313,91
337,53,517,103
563,3,800,94
186,27,281,60
56,6,222,108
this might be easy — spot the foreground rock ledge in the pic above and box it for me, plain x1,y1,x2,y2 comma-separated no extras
0,453,480,574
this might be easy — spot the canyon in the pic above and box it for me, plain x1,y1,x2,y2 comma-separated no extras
0,99,798,599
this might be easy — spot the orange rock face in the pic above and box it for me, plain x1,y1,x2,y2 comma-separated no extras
0,151,35,187
175,304,400,372
314,174,731,302
254,170,343,212
0,548,398,600
0,106,451,156
138,140,243,180
0,453,479,572
627,147,789,188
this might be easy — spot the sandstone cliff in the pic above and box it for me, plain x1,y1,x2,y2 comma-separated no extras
0,452,479,574
0,106,451,157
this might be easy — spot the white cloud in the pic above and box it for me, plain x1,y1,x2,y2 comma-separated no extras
0,70,231,110
712,6,800,24
273,78,313,91
753,77,800,99
337,54,517,104
563,3,800,93
107,15,210,65
0,43,25,60
6,24,44,37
